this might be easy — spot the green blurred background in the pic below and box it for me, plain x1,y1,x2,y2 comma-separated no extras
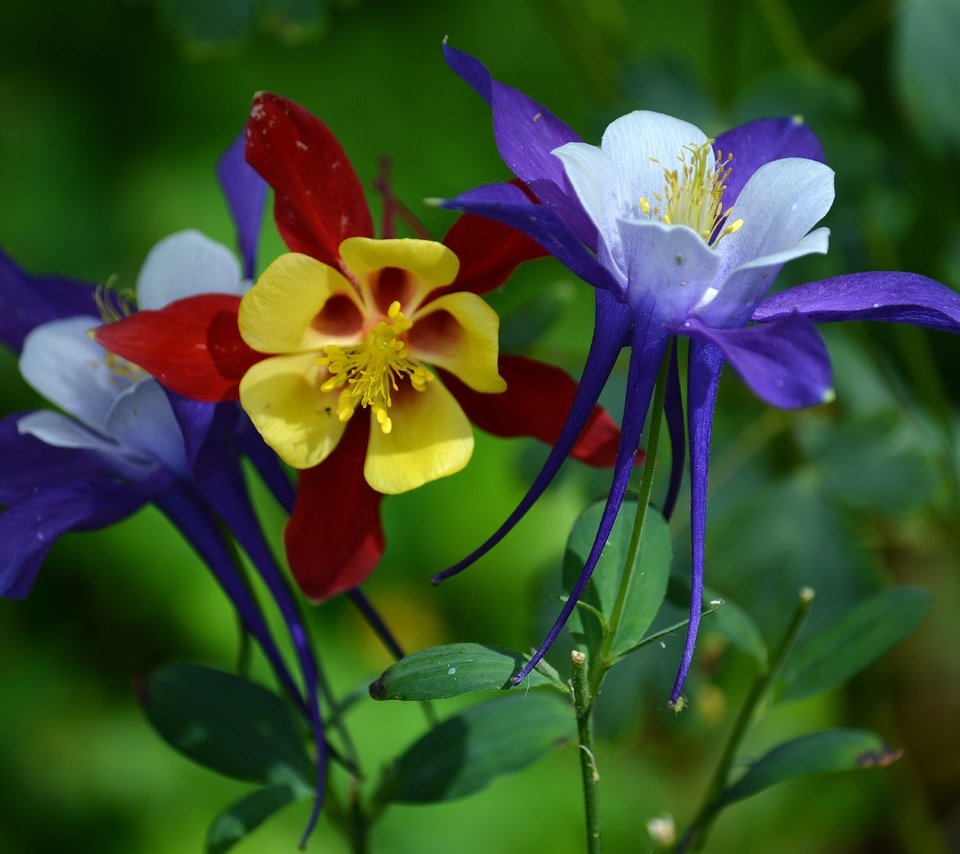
2,0,959,851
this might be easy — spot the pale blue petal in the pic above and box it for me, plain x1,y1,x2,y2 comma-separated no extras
617,219,721,325
136,230,243,311
552,141,606,236
697,227,831,327
601,111,710,228
715,158,834,283
104,378,188,476
19,316,129,432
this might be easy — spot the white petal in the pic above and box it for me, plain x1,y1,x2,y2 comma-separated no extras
698,227,831,327
552,141,606,234
19,316,129,432
17,410,154,473
601,111,710,225
617,219,721,325
715,158,835,281
104,378,188,476
137,230,243,310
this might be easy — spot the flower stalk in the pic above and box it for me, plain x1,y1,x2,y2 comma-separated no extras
571,649,603,854
675,586,816,852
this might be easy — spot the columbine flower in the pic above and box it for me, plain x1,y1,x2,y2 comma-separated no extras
95,92,620,601
434,43,960,703
0,140,332,844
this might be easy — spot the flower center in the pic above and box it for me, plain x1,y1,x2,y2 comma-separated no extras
639,141,744,246
318,300,433,434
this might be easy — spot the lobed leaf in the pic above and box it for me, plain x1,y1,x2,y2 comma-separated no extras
205,785,311,854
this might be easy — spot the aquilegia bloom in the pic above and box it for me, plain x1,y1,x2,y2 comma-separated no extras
96,92,620,600
435,43,960,704
0,138,331,843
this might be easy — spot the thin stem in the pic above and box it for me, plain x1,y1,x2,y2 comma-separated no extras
591,353,670,695
572,650,603,854
676,587,816,853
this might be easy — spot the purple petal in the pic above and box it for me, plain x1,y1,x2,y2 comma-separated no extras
662,341,685,521
513,314,670,683
432,289,631,585
752,271,960,334
193,463,326,844
679,314,834,409
0,413,115,503
217,131,267,280
669,339,723,705
0,478,151,599
714,116,826,209
440,182,622,294
234,416,296,512
443,42,580,190
0,249,99,354
442,43,597,246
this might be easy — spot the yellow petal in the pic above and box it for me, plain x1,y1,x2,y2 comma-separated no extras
239,351,346,469
239,252,365,354
364,380,473,494
407,292,506,393
339,238,460,314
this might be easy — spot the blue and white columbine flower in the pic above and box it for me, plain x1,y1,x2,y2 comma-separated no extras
0,137,331,845
434,43,960,705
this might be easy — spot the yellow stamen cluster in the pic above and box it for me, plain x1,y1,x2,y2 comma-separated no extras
318,300,433,434
93,280,145,384
639,141,744,246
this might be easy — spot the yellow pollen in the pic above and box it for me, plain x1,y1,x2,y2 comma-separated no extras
317,300,434,433
638,141,744,246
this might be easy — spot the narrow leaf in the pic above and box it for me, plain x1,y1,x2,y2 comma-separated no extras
141,662,314,787
775,587,933,702
377,694,574,805
717,729,901,809
369,643,560,701
206,785,310,854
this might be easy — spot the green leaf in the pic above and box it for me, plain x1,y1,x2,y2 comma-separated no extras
716,729,901,809
206,785,310,854
369,643,561,701
775,587,933,702
141,662,314,787
563,499,672,659
377,694,575,805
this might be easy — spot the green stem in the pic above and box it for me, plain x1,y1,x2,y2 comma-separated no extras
572,650,603,854
591,354,670,696
676,587,816,852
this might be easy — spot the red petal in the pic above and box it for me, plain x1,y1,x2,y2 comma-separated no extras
440,354,620,467
285,418,385,601
246,93,374,267
93,294,259,402
441,183,546,297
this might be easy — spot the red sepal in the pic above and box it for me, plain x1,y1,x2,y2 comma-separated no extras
442,209,547,297
246,93,374,267
93,294,260,402
441,353,620,467
285,418,385,601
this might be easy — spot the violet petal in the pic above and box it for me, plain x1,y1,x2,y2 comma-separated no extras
217,131,267,280
753,271,960,333
662,340,685,521
680,314,834,410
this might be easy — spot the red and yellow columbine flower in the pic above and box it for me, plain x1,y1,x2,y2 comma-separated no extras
95,92,619,600
237,238,505,493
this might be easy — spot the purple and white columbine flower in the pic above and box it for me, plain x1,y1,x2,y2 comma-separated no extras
434,43,960,705
0,138,331,844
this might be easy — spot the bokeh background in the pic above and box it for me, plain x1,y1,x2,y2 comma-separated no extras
1,0,959,851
